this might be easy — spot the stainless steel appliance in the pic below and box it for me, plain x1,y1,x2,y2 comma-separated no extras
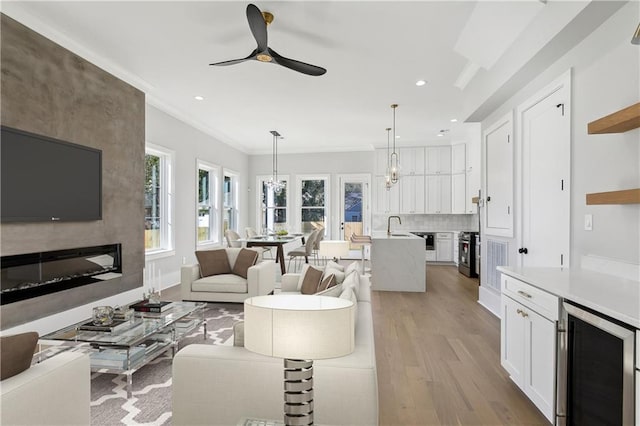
409,232,435,261
458,232,478,277
556,301,636,425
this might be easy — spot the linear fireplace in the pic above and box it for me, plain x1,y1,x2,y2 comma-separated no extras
1,244,122,305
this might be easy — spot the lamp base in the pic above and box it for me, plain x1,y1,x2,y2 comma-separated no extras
283,359,314,426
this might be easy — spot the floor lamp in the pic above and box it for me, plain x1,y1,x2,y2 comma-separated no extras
244,295,355,425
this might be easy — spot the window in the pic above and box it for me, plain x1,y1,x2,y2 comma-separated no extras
223,170,239,234
298,176,329,233
145,145,174,255
197,160,219,246
258,175,289,233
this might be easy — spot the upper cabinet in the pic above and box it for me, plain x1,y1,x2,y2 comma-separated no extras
484,114,514,237
426,146,452,174
451,144,466,174
399,147,425,175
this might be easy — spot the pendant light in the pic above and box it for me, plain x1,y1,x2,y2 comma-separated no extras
384,127,392,190
390,104,399,184
266,130,285,192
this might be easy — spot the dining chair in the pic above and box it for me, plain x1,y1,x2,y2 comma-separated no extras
286,229,319,272
245,227,272,259
225,230,243,248
312,227,325,265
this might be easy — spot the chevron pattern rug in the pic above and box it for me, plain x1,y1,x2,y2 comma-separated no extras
90,303,243,425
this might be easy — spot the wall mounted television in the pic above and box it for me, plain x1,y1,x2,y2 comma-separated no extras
1,126,102,222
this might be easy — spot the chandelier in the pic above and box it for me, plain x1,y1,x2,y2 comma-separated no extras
265,130,285,192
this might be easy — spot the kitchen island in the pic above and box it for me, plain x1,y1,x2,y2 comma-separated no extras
370,231,426,292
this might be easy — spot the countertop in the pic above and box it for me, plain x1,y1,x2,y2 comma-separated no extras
497,266,640,328
370,231,422,240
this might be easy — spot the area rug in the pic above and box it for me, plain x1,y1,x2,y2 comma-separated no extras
90,302,243,425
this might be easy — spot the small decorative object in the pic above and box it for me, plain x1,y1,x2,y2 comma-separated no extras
275,229,288,237
92,306,115,326
113,306,134,321
148,288,161,304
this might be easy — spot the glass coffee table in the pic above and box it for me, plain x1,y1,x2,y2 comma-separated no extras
41,301,206,398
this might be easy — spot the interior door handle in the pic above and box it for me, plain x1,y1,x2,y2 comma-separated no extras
518,247,528,254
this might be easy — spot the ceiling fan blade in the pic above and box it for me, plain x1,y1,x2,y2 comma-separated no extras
246,4,268,52
268,48,326,76
210,49,258,67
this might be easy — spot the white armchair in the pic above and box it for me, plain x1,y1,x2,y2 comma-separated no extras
181,248,276,303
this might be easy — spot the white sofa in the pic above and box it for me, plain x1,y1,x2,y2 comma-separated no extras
181,248,276,303
172,272,378,425
0,351,90,425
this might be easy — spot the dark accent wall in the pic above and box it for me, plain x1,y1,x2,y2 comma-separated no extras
0,14,145,329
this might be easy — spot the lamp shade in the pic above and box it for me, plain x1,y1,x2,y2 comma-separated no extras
318,240,350,259
244,295,355,360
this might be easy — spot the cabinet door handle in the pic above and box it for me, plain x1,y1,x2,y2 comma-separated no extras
517,290,532,299
516,308,529,318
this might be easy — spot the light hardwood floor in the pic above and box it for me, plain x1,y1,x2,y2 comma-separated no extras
372,264,549,425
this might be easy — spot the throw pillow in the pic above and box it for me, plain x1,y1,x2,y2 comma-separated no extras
296,264,323,290
300,265,324,295
232,248,260,279
195,249,231,277
324,267,346,284
317,273,337,292
316,283,343,297
345,261,359,276
342,270,360,300
1,331,39,381
325,260,345,272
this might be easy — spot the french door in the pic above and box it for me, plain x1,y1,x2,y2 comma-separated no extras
337,174,370,258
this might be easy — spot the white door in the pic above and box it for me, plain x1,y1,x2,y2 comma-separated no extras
519,72,570,267
484,115,513,236
338,174,371,258
525,308,556,423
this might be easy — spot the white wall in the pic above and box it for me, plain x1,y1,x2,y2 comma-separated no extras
145,104,250,288
479,1,640,312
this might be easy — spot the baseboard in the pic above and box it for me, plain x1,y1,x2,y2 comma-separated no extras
478,286,501,318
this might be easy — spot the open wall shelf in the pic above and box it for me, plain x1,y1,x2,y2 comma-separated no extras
586,188,640,205
587,102,640,134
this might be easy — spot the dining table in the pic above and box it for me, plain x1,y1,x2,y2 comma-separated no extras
242,234,306,275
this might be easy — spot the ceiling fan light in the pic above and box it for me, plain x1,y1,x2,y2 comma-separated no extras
257,54,273,62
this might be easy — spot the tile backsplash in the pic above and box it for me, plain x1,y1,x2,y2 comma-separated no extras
372,214,479,232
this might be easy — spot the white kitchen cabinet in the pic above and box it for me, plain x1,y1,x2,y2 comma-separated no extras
374,176,400,214
500,275,558,423
436,233,453,262
400,175,425,214
426,175,451,214
426,146,451,174
451,173,466,214
451,143,466,174
398,147,425,175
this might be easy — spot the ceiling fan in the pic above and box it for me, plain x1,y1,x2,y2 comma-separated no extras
209,3,327,76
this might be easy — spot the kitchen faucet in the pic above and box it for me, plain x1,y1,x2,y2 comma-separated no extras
387,215,401,235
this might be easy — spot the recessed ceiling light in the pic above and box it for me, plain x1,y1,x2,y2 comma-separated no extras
450,118,458,122
437,133,444,137
415,80,427,86
194,95,204,101
395,135,400,139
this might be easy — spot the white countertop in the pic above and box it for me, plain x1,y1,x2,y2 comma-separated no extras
370,231,422,240
497,266,640,328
